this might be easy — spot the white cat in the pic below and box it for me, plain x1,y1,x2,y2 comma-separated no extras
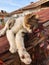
0,13,32,64
0,14,33,64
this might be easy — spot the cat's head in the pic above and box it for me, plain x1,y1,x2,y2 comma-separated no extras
25,14,39,31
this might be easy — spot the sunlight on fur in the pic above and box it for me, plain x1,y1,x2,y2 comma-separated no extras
0,13,39,64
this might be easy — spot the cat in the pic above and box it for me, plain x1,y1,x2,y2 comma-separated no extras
0,13,39,64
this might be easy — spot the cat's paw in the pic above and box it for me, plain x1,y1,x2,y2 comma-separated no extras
18,49,32,64
9,47,17,53
0,30,5,36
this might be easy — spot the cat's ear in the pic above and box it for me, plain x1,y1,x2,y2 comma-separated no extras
31,14,39,19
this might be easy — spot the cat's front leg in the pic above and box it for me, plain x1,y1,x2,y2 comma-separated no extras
0,20,9,36
0,26,7,36
0,17,16,37
6,30,17,53
15,29,32,64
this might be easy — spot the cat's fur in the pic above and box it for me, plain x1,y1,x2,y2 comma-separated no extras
0,14,39,64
